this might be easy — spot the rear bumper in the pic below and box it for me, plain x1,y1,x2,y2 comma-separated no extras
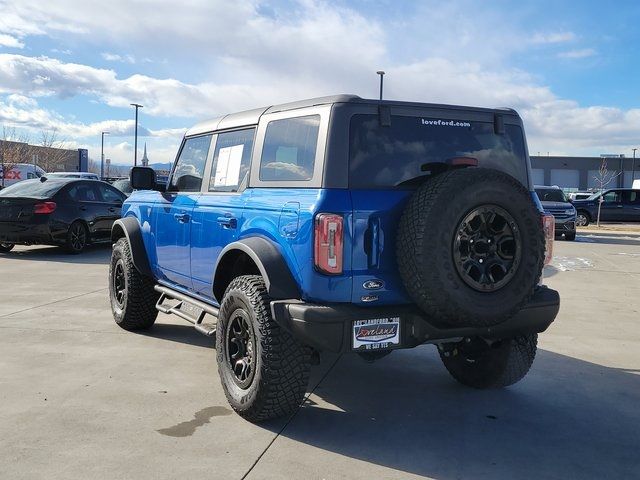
271,286,560,353
0,222,56,245
555,218,576,233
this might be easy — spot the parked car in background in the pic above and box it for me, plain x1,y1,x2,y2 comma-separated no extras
0,177,126,254
45,172,100,180
535,185,577,240
111,178,133,196
572,188,640,226
0,163,46,189
568,191,593,201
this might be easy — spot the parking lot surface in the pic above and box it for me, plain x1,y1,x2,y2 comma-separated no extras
1,231,639,479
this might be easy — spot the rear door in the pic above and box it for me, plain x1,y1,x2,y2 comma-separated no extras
348,111,530,305
190,128,255,297
621,190,640,221
154,134,212,289
66,182,104,238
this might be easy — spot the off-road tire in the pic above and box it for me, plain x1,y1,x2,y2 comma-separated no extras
65,221,89,254
439,334,538,388
109,237,159,330
565,231,576,241
0,243,14,253
216,275,311,422
397,168,544,327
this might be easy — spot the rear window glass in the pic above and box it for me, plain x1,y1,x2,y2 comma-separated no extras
349,115,528,188
259,115,320,181
535,188,566,202
0,179,65,198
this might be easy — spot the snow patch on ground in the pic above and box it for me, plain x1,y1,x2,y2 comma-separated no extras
552,256,594,271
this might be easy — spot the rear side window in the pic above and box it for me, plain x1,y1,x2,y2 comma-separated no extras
349,115,528,188
68,183,100,202
209,128,255,192
170,134,212,192
259,115,320,181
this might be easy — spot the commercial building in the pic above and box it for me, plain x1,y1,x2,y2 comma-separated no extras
0,140,89,172
530,155,638,191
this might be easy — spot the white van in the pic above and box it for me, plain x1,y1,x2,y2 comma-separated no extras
0,163,46,189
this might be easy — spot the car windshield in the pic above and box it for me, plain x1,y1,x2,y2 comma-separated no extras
0,179,65,198
535,188,566,202
349,115,528,188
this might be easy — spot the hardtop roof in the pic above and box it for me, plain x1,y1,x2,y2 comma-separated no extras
185,94,518,137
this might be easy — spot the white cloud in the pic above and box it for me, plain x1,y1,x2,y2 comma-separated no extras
101,52,136,64
0,33,24,48
558,48,597,59
532,31,577,44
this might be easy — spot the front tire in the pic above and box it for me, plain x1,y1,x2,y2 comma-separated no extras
109,237,159,330
0,243,14,253
439,334,537,388
216,275,311,422
576,211,590,227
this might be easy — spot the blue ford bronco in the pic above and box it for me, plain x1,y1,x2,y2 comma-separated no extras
108,95,559,422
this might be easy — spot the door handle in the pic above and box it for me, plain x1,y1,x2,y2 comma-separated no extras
108,207,118,213
217,216,237,229
174,213,190,223
79,205,87,211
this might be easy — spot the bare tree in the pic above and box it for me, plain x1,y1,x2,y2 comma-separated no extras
0,126,31,188
592,158,621,226
37,129,71,172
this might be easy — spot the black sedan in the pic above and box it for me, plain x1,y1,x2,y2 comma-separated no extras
0,177,126,254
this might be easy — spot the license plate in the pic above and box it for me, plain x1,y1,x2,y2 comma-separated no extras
352,317,401,351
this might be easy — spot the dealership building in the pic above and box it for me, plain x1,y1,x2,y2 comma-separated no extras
530,155,638,191
0,140,89,172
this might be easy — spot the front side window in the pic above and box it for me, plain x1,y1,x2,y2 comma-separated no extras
209,128,255,192
98,184,125,203
259,115,320,181
169,134,212,192
602,190,622,203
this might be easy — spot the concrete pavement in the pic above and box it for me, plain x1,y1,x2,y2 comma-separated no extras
0,232,639,479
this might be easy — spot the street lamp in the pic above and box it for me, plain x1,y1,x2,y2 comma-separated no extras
130,103,143,166
632,148,637,186
100,131,109,180
376,70,385,100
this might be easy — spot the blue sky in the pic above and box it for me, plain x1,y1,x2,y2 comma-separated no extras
0,0,638,165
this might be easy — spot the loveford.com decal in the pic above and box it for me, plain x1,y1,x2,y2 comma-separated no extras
420,118,471,127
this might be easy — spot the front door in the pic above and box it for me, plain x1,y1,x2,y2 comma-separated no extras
190,128,255,298
154,134,212,289
598,190,624,222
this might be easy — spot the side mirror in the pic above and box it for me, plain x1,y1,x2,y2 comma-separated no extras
130,166,157,190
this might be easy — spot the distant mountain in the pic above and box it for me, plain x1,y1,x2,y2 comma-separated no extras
149,162,173,171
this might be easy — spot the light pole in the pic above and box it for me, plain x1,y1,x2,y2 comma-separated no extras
100,131,109,180
632,148,637,186
130,103,143,166
376,70,385,100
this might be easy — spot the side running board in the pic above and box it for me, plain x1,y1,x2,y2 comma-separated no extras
154,285,218,337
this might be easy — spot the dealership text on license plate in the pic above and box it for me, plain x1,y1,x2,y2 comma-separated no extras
352,317,401,351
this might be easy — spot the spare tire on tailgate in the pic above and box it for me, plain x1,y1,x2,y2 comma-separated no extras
397,167,544,328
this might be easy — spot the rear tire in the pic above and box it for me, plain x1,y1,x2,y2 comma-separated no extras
439,334,538,388
65,221,89,254
0,243,14,253
216,275,311,422
109,237,159,330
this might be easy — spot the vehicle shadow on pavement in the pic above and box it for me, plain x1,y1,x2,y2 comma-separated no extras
277,347,639,480
1,245,111,264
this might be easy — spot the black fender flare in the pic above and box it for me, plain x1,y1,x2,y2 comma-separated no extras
111,217,153,277
212,237,300,303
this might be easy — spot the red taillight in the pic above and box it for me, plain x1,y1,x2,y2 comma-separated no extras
33,201,57,214
314,213,343,275
542,214,555,265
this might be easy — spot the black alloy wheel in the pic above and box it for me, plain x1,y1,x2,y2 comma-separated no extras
112,259,127,309
67,222,87,253
453,205,522,292
225,308,256,389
